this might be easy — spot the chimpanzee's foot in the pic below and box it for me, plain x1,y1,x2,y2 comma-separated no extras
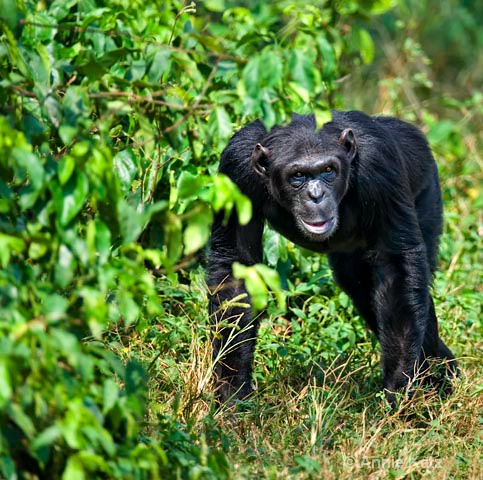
213,361,254,405
384,347,458,408
215,380,253,405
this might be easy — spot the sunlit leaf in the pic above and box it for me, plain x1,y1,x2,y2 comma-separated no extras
233,262,268,310
58,155,76,185
62,455,85,480
177,171,206,199
357,28,375,64
235,192,251,225
183,205,213,255
0,359,12,405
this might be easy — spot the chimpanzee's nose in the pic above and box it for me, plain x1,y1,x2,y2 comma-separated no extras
307,181,325,203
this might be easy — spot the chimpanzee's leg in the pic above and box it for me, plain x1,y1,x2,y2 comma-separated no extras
328,251,378,335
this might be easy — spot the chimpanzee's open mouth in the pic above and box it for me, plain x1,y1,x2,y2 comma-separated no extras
302,217,335,235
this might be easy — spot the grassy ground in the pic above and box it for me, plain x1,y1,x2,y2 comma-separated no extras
114,170,482,479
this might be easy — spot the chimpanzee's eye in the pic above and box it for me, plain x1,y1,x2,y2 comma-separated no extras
289,172,306,185
321,166,337,179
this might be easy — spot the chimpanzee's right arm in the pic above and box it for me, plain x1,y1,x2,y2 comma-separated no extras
207,120,267,403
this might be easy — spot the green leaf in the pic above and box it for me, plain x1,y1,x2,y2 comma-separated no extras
29,241,48,260
255,264,286,310
0,234,25,268
55,244,75,287
254,264,281,291
113,149,138,192
148,47,171,83
263,229,280,266
93,220,111,265
78,48,133,80
7,403,36,438
0,0,18,31
53,171,89,225
62,86,91,127
242,56,261,98
164,212,183,263
208,106,232,141
117,200,165,246
288,82,310,104
103,379,119,414
59,125,78,145
211,174,235,213
261,49,283,88
11,148,45,191
129,59,146,82
118,201,144,244
118,291,140,326
125,361,146,396
233,263,268,311
317,36,337,78
289,50,315,92
235,193,252,225
183,205,213,255
339,292,350,308
58,155,76,185
0,359,13,405
62,455,85,480
44,96,63,128
369,0,397,15
357,28,375,65
204,0,225,12
42,293,69,321
427,120,455,145
32,426,62,451
177,171,206,199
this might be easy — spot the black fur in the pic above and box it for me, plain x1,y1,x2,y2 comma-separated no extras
207,110,457,405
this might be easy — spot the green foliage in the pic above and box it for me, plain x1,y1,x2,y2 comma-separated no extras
0,0,481,478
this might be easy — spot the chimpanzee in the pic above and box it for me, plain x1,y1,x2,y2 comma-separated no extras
207,110,457,406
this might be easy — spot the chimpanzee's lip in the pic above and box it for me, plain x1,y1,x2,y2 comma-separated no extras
302,217,334,234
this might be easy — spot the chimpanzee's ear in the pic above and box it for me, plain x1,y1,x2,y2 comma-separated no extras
339,128,357,161
251,143,272,177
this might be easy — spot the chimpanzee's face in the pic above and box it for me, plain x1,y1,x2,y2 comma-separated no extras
251,127,356,240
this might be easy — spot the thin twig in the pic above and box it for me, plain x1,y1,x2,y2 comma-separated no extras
20,19,124,37
89,90,211,110
161,59,219,135
10,84,213,113
11,86,37,98
169,2,197,47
